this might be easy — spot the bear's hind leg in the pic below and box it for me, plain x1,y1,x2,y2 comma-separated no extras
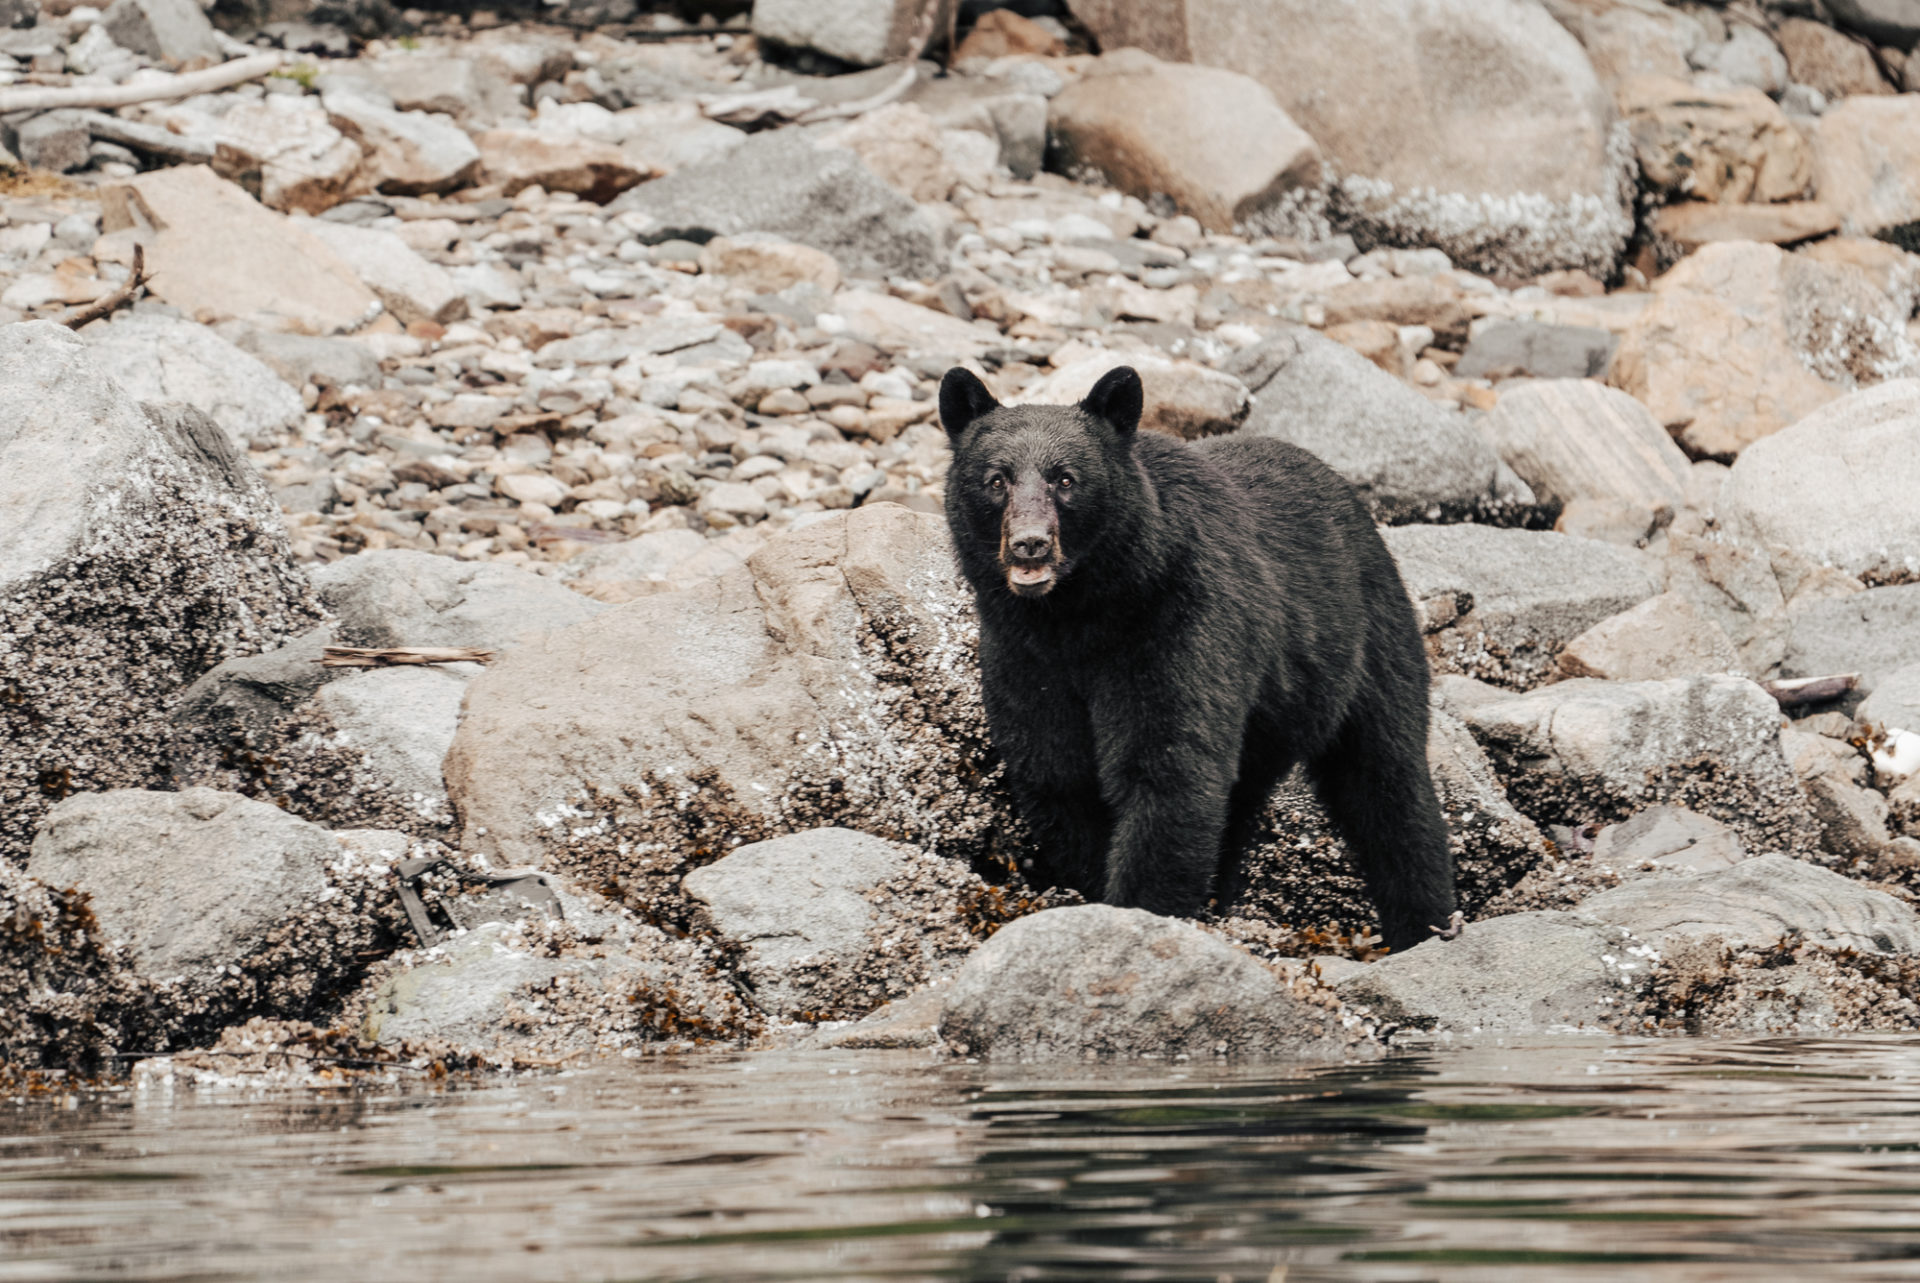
1308,707,1456,954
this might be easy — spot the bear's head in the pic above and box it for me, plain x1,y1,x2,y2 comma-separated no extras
938,364,1142,601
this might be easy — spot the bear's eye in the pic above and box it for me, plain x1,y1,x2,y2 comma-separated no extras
1055,473,1074,491
987,475,1006,493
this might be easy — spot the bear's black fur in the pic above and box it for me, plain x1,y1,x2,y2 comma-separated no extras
940,364,1457,951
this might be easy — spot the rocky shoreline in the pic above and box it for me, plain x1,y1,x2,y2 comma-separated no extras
5,0,1920,1083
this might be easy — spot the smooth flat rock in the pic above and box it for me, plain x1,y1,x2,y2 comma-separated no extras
300,219,466,326
310,548,606,650
751,0,954,67
1814,92,1920,240
1860,664,1920,732
26,788,334,980
1338,912,1636,1034
102,165,381,334
938,905,1363,1060
1590,806,1747,875
1652,201,1841,251
1583,853,1920,954
0,323,319,861
312,665,471,824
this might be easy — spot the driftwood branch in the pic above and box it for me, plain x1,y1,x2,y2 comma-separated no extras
794,63,920,125
320,645,496,668
59,244,148,330
1761,673,1858,708
0,52,282,115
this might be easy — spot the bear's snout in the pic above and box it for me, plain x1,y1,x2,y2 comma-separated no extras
1000,482,1061,596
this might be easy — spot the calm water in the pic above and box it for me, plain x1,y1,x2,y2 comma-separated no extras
10,1037,1920,1281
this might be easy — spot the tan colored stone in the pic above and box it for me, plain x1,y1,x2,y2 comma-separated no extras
475,129,647,204
1776,17,1893,100
1324,319,1404,377
1558,591,1740,681
1617,75,1810,204
100,165,380,334
1814,95,1920,238
954,7,1065,60
1045,48,1320,234
1479,378,1691,510
829,289,999,357
1797,237,1920,313
1652,200,1840,251
1611,241,1867,459
818,103,957,205
699,234,842,295
1551,0,1702,88
323,93,481,197
1012,352,1251,440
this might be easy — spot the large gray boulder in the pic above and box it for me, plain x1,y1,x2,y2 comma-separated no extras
1437,673,1817,852
1582,854,1920,955
938,905,1366,1060
26,788,333,980
1046,49,1322,235
1383,524,1662,688
1823,0,1920,48
0,323,320,863
84,311,306,449
608,130,943,280
170,551,602,837
1338,911,1636,1034
1718,380,1920,585
1224,327,1535,524
1065,0,1632,277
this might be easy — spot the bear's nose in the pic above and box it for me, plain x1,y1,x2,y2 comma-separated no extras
1009,532,1052,561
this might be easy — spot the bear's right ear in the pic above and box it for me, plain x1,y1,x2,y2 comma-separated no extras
939,367,999,444
1081,365,1143,436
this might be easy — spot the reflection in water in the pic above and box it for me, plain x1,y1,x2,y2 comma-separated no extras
9,1037,1920,1280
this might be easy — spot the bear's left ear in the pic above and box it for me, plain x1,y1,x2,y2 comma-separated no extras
939,367,1000,444
1081,365,1142,436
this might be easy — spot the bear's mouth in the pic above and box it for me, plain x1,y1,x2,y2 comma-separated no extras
1005,560,1057,596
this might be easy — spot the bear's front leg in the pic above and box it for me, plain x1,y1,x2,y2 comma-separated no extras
1091,696,1239,918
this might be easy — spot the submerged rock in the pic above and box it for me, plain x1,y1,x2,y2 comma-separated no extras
0,323,321,863
938,905,1366,1060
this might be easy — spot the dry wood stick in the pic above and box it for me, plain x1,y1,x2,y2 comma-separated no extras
0,52,282,115
58,244,148,330
1760,673,1859,708
320,645,496,668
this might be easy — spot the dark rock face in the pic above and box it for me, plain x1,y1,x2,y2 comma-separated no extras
0,324,322,864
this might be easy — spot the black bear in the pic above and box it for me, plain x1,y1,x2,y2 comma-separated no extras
939,364,1459,952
